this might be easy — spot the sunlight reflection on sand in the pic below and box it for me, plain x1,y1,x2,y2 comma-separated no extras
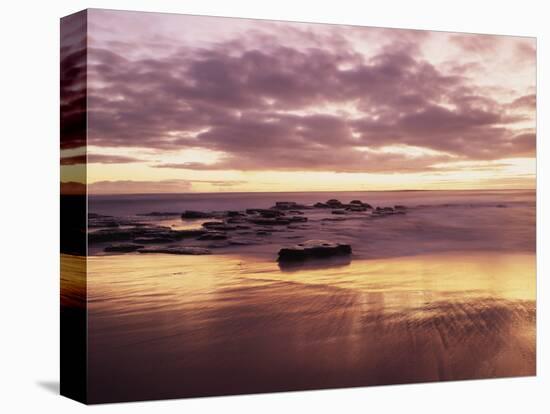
61,252,536,402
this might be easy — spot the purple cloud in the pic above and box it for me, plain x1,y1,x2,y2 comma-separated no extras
83,14,535,174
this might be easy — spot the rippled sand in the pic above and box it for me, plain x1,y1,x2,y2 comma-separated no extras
60,251,538,403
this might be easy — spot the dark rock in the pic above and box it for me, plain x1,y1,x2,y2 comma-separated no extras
245,208,280,216
137,212,180,217
133,236,177,244
88,227,143,243
261,211,282,218
104,243,144,253
88,226,205,244
314,202,329,208
226,217,246,224
202,221,225,228
347,200,373,209
332,209,346,215
202,221,241,231
249,217,290,226
346,205,367,212
278,240,352,262
206,241,231,248
198,232,228,240
288,216,308,223
326,199,344,208
394,205,407,210
256,230,272,236
172,229,207,238
181,210,212,219
272,201,310,210
138,246,211,255
226,210,244,217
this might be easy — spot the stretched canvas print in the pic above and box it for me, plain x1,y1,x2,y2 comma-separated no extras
60,8,537,404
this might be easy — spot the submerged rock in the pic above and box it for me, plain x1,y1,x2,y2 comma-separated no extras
246,208,284,217
138,246,211,255
249,217,291,226
104,243,144,253
198,231,228,240
331,209,346,215
226,210,244,217
349,200,373,209
272,201,309,210
314,202,329,208
202,221,238,231
133,236,177,244
278,240,352,262
137,212,180,217
346,205,367,212
288,216,308,223
181,210,213,219
88,226,205,244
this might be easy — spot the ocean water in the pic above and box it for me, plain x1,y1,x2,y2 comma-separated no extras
70,190,537,402
89,189,534,216
88,190,535,260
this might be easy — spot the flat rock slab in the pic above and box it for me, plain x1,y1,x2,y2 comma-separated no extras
104,243,145,253
278,240,352,262
138,246,211,255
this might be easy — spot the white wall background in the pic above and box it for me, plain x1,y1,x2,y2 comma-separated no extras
0,0,546,412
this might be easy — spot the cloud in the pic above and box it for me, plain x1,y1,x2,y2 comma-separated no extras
88,179,247,194
60,11,87,150
60,181,86,195
85,14,536,174
89,179,193,194
508,94,536,110
61,154,145,165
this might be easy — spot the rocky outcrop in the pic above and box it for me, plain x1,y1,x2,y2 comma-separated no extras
88,226,206,243
326,199,344,208
138,246,211,255
278,240,352,262
104,243,144,253
137,212,180,217
271,201,309,210
197,231,228,240
181,210,213,219
349,200,373,209
249,217,291,226
246,208,284,217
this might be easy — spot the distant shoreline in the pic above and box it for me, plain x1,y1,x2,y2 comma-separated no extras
86,188,536,197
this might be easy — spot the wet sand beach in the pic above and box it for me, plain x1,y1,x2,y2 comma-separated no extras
78,251,535,403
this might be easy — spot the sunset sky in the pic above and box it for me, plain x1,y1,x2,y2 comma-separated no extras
61,9,536,194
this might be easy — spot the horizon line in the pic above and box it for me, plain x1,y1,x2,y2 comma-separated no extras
85,187,536,197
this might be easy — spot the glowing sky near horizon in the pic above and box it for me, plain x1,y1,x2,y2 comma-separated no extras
61,9,536,194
